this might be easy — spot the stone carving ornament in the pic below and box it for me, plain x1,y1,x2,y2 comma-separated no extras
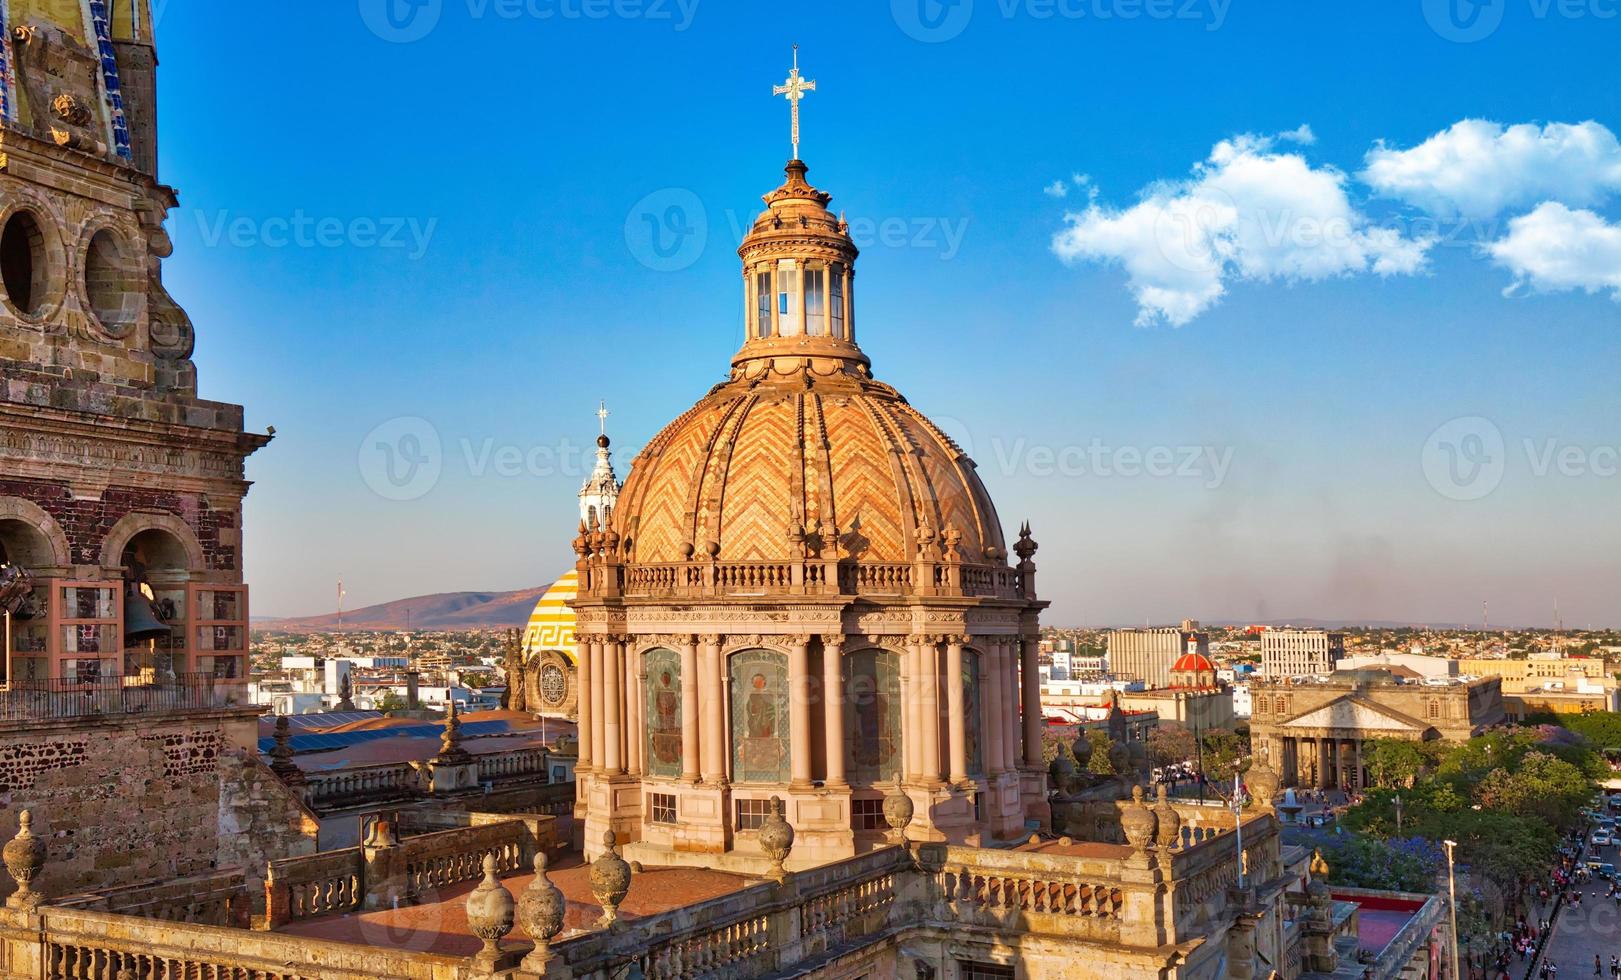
3,810,46,909
758,796,795,881
1121,785,1158,851
1153,784,1182,850
465,853,515,960
517,853,566,971
590,831,631,926
883,787,914,843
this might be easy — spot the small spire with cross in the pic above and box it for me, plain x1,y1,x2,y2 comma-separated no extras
773,45,816,161
597,401,610,437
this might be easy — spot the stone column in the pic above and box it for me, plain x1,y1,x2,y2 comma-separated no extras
1353,740,1364,790
603,638,623,774
700,635,725,784
590,641,606,775
679,636,700,783
907,634,920,780
1021,635,1042,768
577,635,594,772
789,635,813,789
945,636,968,785
983,639,1005,774
1005,639,1021,771
1316,738,1331,790
917,636,941,784
821,635,846,788
627,645,643,777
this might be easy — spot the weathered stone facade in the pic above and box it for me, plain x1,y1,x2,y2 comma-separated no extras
0,709,313,903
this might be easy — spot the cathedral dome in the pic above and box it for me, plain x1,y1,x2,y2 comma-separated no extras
611,161,1007,568
521,570,578,664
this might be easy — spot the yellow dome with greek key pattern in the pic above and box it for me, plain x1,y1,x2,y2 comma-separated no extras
520,570,578,665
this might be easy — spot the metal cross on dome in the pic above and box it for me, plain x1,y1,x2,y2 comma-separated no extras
773,46,816,160
597,401,610,436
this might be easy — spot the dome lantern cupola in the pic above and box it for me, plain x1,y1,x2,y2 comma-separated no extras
734,52,864,377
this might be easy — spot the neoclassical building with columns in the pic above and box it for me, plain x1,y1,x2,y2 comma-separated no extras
568,156,1049,868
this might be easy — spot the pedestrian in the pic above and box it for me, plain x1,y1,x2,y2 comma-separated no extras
1595,954,1602,977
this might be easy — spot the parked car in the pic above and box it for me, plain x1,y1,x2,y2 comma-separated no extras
1591,831,1612,847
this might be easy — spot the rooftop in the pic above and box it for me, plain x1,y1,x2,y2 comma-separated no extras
276,852,758,956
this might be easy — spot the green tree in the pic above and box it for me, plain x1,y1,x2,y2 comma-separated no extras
1364,738,1426,788
1147,724,1197,768
374,690,406,713
1321,835,1437,893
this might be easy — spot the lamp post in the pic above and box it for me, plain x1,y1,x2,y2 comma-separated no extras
1394,793,1403,835
1232,773,1250,889
1443,838,1461,980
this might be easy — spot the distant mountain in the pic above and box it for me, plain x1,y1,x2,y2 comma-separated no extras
258,588,547,633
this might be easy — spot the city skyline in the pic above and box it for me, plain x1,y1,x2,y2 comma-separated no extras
153,3,1620,625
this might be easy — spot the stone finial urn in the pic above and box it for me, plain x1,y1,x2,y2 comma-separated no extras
465,853,514,961
1120,785,1158,851
1246,762,1280,813
589,831,631,927
759,796,795,882
4,810,46,910
1153,784,1182,851
518,853,566,972
1048,745,1076,796
1107,740,1132,777
1071,733,1093,770
883,787,914,844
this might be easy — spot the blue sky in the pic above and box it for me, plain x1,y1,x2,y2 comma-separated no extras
159,1,1620,625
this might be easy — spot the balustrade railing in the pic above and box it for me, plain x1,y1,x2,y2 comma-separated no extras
934,846,1125,921
266,849,364,924
306,763,419,805
621,558,1024,599
0,673,248,722
400,821,526,896
477,748,548,782
53,868,249,927
22,907,464,980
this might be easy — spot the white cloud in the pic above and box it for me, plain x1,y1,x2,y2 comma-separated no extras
1052,134,1433,326
1487,202,1621,300
1362,120,1621,220
1044,180,1069,198
1277,124,1316,146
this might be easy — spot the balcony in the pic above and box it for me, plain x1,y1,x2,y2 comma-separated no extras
614,558,1027,601
0,672,249,722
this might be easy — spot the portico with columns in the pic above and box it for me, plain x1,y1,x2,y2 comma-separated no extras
566,67,1048,868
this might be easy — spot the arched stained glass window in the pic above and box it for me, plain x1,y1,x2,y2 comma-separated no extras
845,648,901,783
730,649,790,784
644,648,682,778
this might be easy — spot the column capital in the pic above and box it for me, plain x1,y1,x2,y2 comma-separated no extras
698,634,723,647
819,633,846,650
785,633,814,648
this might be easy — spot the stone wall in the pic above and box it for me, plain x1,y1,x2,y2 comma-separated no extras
215,751,320,908
0,709,313,903
0,476,238,571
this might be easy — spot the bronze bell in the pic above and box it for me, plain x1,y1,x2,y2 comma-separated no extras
123,592,172,643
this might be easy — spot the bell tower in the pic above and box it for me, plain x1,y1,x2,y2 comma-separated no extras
578,403,621,529
0,3,311,906
0,0,269,689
